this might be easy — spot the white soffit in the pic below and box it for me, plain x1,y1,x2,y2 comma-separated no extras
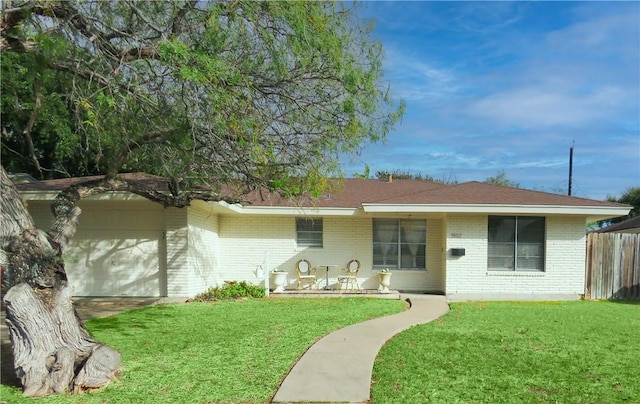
216,201,358,216
361,203,631,218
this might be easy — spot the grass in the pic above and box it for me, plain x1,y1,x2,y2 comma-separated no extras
3,299,639,404
0,298,406,404
371,300,640,404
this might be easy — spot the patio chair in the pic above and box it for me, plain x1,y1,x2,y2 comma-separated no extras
295,259,317,290
336,259,361,291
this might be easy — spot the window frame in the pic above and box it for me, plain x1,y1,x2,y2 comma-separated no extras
487,215,546,272
372,218,427,271
296,217,323,248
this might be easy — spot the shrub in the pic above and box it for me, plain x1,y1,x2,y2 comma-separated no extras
193,281,266,301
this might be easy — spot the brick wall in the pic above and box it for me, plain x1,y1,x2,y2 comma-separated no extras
185,204,220,295
445,214,587,298
165,207,189,297
218,215,445,292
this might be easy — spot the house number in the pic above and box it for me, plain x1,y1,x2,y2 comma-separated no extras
450,233,462,238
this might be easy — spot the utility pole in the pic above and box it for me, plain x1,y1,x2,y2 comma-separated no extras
568,141,574,196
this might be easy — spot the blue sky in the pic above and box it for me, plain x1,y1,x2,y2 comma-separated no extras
340,1,640,200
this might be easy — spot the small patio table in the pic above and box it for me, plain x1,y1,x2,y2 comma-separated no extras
317,265,337,290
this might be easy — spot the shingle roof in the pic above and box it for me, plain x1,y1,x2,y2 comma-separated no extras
15,173,170,192
596,216,640,232
368,181,623,207
15,174,626,209
244,179,625,209
242,178,449,208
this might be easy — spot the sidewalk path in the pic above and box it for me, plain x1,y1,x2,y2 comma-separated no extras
272,294,449,403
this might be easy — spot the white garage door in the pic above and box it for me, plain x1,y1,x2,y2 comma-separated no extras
65,230,163,297
26,200,167,297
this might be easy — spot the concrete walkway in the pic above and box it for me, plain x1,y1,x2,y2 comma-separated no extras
271,294,450,403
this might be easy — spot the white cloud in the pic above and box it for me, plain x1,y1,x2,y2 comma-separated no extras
453,2,524,34
467,84,631,127
383,50,464,105
347,1,639,200
464,6,639,129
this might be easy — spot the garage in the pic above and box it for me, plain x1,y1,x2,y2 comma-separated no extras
65,230,164,296
27,199,167,297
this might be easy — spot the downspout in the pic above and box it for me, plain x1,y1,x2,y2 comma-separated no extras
264,251,270,297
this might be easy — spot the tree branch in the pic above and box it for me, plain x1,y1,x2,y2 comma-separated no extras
22,80,43,178
171,0,198,38
121,46,159,62
33,3,121,60
109,128,180,177
1,1,36,52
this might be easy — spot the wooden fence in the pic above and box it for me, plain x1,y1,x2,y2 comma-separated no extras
585,232,640,300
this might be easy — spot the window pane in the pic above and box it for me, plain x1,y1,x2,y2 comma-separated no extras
373,219,426,270
488,242,515,270
517,217,545,243
487,216,545,271
400,220,426,269
401,244,425,268
488,216,515,242
488,216,515,270
373,219,398,243
373,243,398,267
516,217,544,270
296,218,322,248
517,255,543,270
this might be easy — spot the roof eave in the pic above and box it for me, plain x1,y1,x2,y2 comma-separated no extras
361,203,631,219
223,203,360,216
19,190,148,201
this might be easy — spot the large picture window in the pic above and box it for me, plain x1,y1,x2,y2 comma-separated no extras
488,216,545,271
373,219,426,270
296,217,323,248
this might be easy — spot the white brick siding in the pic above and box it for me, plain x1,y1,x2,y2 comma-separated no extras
218,215,445,292
165,207,189,297
445,214,587,299
23,198,591,299
184,204,220,295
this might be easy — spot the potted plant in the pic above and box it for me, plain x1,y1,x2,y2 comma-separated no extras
377,268,392,293
271,268,288,293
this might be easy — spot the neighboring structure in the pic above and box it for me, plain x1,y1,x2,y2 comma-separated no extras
16,175,630,300
595,216,640,234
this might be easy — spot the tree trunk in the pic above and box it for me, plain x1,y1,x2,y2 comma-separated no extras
4,284,121,396
1,166,121,396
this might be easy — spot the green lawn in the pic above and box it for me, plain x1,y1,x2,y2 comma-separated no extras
371,300,640,404
0,298,405,404
2,299,638,404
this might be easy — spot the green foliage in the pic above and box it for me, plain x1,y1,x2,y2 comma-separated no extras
0,52,81,177
608,187,640,218
193,281,266,301
484,169,520,188
1,1,405,200
598,186,640,228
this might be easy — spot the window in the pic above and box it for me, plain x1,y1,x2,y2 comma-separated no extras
296,217,323,248
373,219,426,270
488,216,545,271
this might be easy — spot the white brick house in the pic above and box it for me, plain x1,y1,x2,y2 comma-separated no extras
17,177,630,300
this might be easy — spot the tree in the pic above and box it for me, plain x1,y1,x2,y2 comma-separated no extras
605,186,640,224
616,187,640,218
1,0,404,396
484,170,520,188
